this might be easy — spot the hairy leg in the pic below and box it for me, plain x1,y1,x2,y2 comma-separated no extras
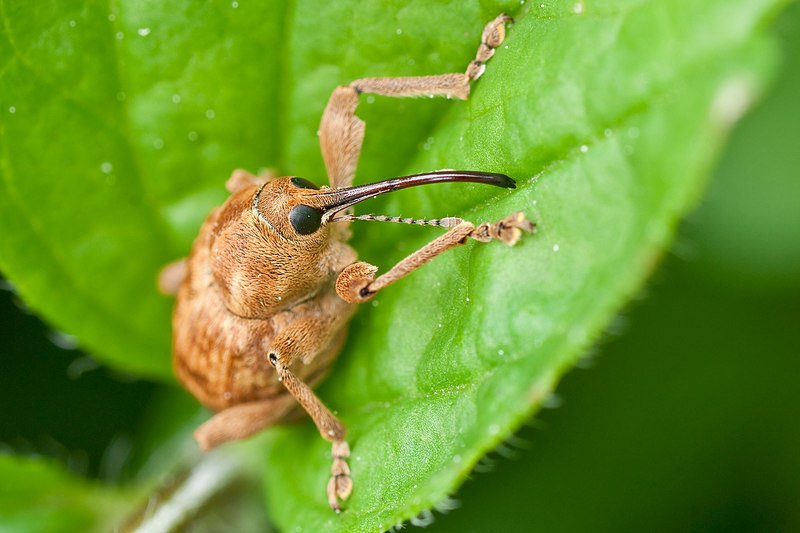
319,14,512,189
336,212,533,304
193,394,297,451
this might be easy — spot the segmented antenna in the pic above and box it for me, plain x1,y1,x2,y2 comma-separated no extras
331,214,463,229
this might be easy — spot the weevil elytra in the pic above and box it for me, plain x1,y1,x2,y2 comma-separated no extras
159,14,533,511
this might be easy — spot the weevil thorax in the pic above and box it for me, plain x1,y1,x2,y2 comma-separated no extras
208,177,340,319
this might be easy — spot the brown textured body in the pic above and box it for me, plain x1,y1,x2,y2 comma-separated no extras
160,15,530,510
173,185,357,412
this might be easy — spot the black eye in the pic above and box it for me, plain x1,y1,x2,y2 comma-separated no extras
291,177,319,190
289,205,323,235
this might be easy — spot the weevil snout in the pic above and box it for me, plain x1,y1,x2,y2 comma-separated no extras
252,171,516,239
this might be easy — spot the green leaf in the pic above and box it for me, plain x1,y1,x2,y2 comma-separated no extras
263,1,785,531
0,1,289,379
0,0,787,531
0,454,129,533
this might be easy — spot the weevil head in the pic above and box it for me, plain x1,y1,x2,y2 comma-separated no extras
251,177,328,239
208,177,345,318
208,171,516,318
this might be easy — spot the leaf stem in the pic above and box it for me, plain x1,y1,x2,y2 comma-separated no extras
127,451,242,533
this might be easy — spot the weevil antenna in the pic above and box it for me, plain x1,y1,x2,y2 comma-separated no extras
330,214,464,229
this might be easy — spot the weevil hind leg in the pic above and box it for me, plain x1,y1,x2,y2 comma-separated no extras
193,394,298,451
319,14,512,190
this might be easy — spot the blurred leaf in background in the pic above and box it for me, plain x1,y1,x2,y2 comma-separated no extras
0,0,797,532
0,455,131,533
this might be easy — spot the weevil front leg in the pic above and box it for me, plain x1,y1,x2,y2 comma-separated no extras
320,14,512,189
336,212,533,303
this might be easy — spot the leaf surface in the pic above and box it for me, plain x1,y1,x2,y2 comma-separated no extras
263,1,783,530
0,0,786,531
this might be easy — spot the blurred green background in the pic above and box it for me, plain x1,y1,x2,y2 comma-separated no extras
1,4,798,532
